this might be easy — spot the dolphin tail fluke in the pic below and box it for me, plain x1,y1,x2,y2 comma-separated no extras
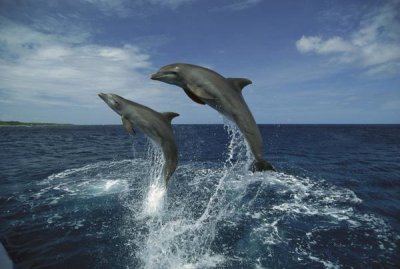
250,159,276,172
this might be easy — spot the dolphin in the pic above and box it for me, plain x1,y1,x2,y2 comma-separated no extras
98,93,179,184
151,63,275,172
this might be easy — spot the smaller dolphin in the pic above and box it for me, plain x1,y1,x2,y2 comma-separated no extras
98,93,179,184
151,63,275,172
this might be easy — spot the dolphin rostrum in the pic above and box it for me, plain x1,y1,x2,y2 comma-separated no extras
98,93,179,184
151,63,275,172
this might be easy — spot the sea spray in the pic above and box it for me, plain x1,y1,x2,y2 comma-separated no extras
195,120,249,226
4,125,397,268
141,140,166,217
142,183,166,216
119,123,397,269
135,122,251,268
223,118,252,171
120,138,168,268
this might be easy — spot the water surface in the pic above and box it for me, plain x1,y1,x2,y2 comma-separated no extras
0,124,399,268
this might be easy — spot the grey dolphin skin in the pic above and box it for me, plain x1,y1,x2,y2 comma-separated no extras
151,63,275,172
98,93,179,184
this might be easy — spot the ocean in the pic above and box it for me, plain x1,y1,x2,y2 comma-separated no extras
0,124,399,268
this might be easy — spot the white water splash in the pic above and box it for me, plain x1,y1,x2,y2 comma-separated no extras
223,118,251,170
34,160,132,204
38,125,397,268
143,183,166,217
140,140,166,217
124,122,397,268
104,179,119,191
127,122,252,269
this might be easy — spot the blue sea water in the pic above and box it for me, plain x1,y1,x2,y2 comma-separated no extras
0,124,399,268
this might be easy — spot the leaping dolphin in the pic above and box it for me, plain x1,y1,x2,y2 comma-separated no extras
98,93,179,184
151,63,275,172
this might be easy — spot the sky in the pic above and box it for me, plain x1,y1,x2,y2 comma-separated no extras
0,0,399,124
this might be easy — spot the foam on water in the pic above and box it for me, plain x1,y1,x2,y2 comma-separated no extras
118,121,247,268
120,122,397,268
143,183,166,216
141,140,167,217
32,160,132,206
20,124,398,268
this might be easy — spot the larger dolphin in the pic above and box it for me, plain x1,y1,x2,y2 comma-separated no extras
151,63,275,172
98,93,179,184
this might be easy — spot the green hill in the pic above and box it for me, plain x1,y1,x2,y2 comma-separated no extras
0,121,73,126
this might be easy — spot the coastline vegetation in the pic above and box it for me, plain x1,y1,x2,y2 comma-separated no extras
0,121,73,127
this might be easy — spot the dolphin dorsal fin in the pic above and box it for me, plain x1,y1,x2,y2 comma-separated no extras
226,78,252,91
162,112,179,122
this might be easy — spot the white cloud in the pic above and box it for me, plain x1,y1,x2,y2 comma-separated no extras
211,0,262,11
84,0,133,17
296,36,354,54
143,0,195,9
84,0,195,14
149,0,263,11
85,0,261,13
221,0,262,11
296,1,400,76
0,15,217,124
0,19,159,108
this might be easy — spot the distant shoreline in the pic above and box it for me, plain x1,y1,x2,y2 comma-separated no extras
0,121,398,127
0,121,73,127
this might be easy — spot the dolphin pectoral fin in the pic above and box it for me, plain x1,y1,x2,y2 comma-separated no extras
226,78,252,91
121,116,135,135
183,88,206,105
186,85,215,102
162,112,180,122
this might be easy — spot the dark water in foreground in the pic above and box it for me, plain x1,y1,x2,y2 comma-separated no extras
0,124,399,268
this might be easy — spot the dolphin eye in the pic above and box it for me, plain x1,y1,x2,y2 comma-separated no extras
165,71,178,75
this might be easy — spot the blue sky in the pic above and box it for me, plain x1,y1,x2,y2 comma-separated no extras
0,0,399,124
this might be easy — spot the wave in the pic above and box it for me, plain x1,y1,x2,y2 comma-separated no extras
25,123,398,268
120,123,397,268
